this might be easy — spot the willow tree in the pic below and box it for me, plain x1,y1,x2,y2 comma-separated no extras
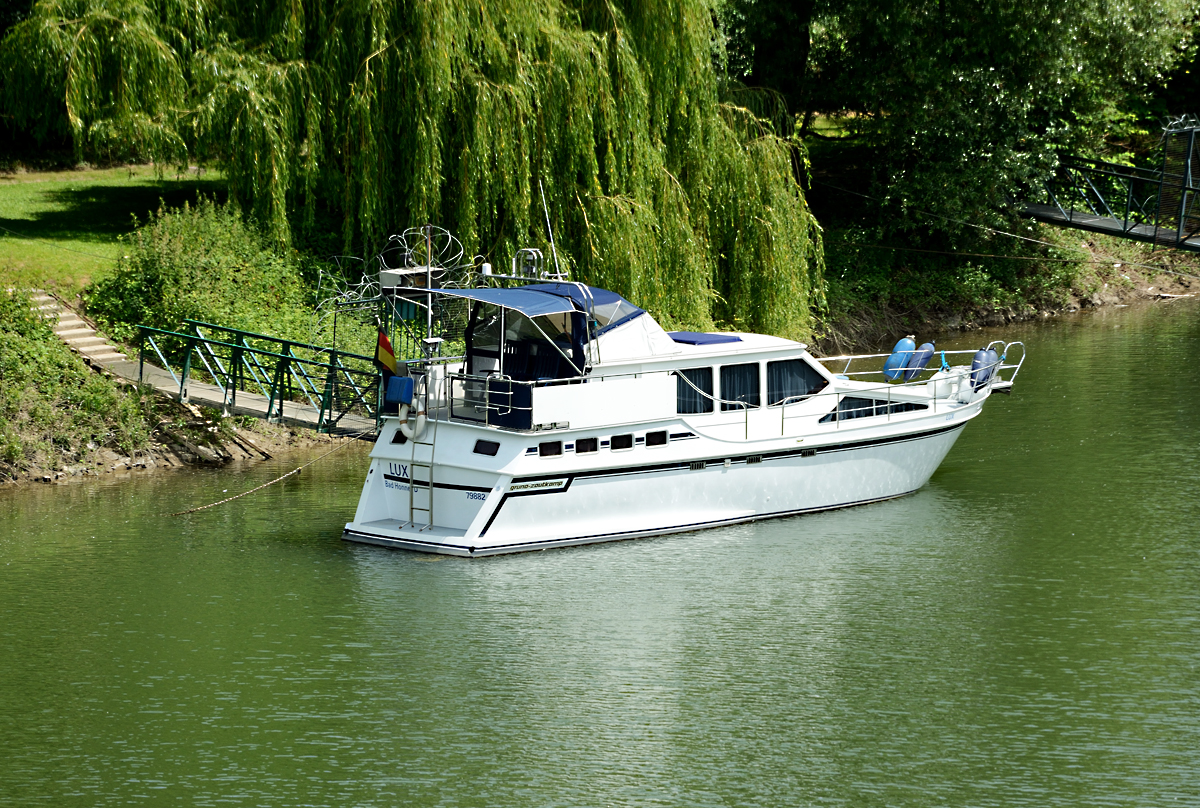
1,0,824,337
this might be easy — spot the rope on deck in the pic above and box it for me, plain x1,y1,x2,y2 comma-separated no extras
169,431,371,516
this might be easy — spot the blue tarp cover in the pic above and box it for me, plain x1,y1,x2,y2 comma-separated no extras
523,283,645,334
434,287,578,318
668,331,743,345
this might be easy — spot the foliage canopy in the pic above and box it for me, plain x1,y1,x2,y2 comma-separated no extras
724,0,1200,233
2,0,824,337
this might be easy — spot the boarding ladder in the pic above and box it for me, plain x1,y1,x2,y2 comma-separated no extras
406,372,442,530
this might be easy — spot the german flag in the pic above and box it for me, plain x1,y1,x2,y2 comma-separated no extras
374,330,398,378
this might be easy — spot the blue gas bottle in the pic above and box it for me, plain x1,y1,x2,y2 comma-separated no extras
903,342,936,381
883,336,916,381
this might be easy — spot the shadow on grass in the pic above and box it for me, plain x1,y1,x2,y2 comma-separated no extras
0,178,227,244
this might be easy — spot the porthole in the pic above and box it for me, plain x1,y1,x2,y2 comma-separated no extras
611,434,634,451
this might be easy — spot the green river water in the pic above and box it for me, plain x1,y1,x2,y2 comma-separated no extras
2,300,1199,807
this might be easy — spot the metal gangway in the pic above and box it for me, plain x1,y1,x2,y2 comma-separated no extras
137,320,383,435
1022,116,1200,252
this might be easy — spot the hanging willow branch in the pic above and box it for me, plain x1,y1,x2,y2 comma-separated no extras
0,0,825,338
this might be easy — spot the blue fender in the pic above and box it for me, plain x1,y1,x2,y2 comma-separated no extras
883,336,916,381
970,348,1000,391
903,342,936,381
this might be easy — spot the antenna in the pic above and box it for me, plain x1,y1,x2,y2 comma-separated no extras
539,179,564,280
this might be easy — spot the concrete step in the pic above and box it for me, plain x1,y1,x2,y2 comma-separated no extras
65,336,107,347
78,342,120,354
55,316,87,328
88,352,127,364
56,327,95,338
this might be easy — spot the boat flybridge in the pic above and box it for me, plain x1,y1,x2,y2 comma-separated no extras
344,243,1025,556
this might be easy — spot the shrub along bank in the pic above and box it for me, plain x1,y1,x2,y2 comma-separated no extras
85,198,316,345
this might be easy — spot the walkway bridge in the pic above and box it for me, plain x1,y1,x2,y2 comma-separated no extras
130,294,444,436
134,320,384,436
1022,118,1200,252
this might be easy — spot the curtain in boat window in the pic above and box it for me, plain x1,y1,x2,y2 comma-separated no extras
677,367,714,414
720,363,760,411
767,359,828,405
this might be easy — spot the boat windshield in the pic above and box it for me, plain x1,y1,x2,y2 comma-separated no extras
522,283,645,335
464,302,585,381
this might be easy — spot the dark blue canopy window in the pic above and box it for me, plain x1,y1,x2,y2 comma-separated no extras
720,363,760,411
676,367,714,414
767,359,828,405
464,302,584,381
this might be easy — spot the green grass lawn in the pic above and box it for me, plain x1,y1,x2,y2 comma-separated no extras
0,164,225,293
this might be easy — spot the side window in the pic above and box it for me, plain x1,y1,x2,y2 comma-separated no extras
576,437,598,453
611,434,634,450
767,359,828,405
819,397,928,423
645,430,667,447
676,367,714,414
720,363,760,411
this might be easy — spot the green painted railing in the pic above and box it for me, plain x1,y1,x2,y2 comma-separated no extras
137,322,384,433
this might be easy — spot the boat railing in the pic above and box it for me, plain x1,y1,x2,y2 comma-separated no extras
816,343,1026,386
433,341,1025,435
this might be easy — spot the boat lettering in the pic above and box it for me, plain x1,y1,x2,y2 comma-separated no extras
387,462,410,478
467,491,487,501
510,479,567,492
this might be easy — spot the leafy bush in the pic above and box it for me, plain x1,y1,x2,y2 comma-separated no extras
86,198,314,344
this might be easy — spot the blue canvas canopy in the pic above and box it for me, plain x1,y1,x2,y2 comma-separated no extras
668,331,742,345
435,287,578,318
438,283,646,335
523,283,645,334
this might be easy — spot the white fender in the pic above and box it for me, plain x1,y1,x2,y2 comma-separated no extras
927,370,955,399
397,402,427,440
955,370,975,404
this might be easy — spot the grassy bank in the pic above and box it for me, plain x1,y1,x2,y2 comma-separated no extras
0,164,223,291
0,288,151,479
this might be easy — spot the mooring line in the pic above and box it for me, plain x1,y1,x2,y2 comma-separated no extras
169,431,371,516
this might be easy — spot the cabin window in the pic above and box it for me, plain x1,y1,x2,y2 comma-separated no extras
646,430,667,447
720,363,760,411
539,441,563,457
611,434,634,451
767,359,828,405
473,439,500,456
576,437,598,453
464,302,585,383
819,397,929,423
676,367,714,414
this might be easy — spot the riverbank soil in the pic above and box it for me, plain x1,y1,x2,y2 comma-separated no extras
3,384,363,487
814,228,1200,355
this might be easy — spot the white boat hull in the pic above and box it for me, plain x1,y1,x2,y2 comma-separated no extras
343,404,979,556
